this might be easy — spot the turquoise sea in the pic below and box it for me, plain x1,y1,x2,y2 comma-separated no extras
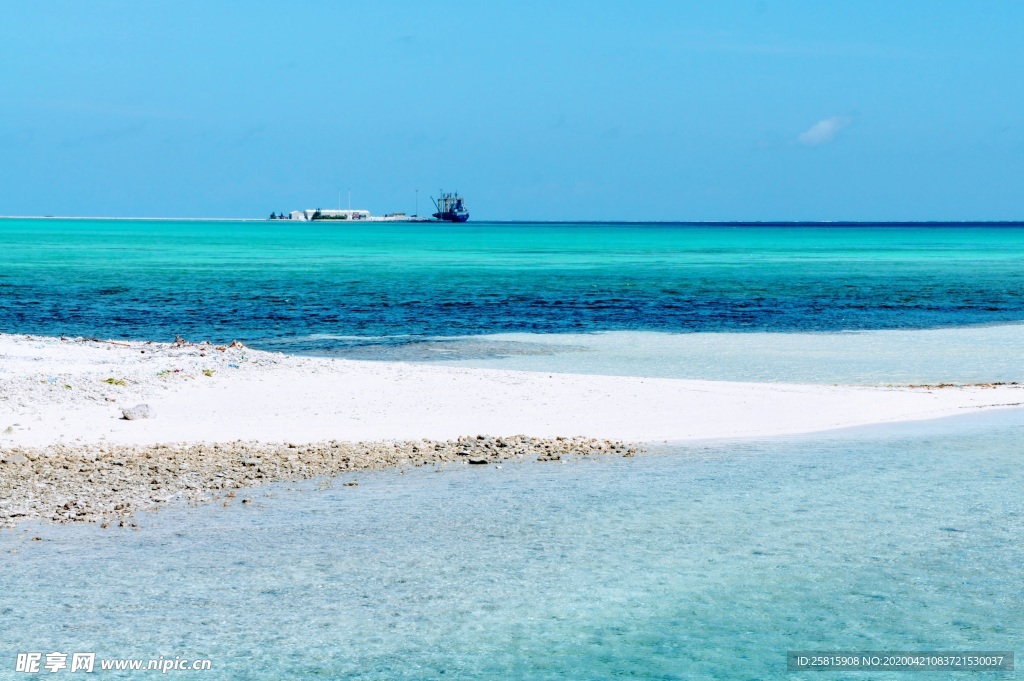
2,412,1021,679
1,219,1022,678
3,219,1024,349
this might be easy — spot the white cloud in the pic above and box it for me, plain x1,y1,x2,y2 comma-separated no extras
798,116,852,146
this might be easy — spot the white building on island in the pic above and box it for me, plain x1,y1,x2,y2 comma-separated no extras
284,208,427,222
288,209,371,221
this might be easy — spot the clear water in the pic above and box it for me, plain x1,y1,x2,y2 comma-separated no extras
2,409,1021,679
3,220,1024,351
388,327,1024,385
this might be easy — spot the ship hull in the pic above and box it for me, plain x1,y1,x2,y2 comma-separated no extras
432,212,470,222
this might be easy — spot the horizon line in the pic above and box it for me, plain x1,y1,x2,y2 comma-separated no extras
2,215,1024,226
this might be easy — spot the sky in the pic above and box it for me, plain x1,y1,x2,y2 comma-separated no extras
1,1,1022,221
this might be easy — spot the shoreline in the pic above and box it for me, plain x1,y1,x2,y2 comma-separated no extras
3,331,1023,526
0,436,637,528
0,215,268,222
2,333,1022,448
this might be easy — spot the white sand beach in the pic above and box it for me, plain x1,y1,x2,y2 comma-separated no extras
2,333,1021,448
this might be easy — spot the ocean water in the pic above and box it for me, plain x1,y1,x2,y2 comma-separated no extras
2,220,1024,352
3,219,1023,678
2,409,1021,679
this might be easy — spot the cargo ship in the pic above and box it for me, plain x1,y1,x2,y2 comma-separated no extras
431,192,469,222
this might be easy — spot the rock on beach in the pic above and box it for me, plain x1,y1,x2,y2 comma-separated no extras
122,404,154,420
0,435,641,528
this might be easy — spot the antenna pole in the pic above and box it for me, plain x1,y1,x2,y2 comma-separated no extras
347,189,351,211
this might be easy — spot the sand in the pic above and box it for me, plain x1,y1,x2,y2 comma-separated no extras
1,333,1021,448
3,332,1021,527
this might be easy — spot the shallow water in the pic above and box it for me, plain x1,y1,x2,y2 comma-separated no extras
376,327,1024,385
3,409,1021,679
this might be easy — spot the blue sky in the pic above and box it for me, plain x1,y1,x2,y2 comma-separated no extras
1,1,1022,220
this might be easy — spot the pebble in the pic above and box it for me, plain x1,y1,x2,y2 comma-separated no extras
0,435,641,528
